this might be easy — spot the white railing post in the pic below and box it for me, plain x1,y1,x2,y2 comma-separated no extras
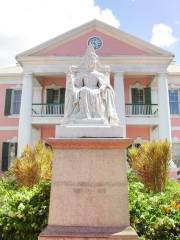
32,103,65,116
125,104,158,116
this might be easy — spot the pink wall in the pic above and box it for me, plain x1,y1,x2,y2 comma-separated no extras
171,117,180,139
0,84,20,126
41,126,55,140
42,77,66,88
171,117,180,126
126,126,150,140
0,84,20,168
124,76,152,103
42,30,147,57
171,130,180,139
41,77,66,103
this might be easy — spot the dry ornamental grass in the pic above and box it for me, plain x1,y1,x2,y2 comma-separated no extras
10,142,53,187
128,140,171,193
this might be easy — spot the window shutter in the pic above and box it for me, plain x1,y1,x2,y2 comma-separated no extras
15,143,18,157
2,143,9,171
4,89,12,116
60,88,65,104
46,89,54,104
144,87,151,104
131,88,139,104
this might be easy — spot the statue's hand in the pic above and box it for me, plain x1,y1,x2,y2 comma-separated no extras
74,101,80,110
99,85,106,93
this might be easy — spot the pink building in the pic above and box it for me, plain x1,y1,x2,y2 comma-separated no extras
0,20,180,171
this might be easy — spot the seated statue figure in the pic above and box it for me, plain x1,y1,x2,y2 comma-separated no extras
63,44,119,126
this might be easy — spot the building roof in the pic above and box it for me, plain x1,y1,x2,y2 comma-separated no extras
167,64,180,74
0,65,23,76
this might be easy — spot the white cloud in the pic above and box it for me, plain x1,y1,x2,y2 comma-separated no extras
151,23,178,48
0,0,120,66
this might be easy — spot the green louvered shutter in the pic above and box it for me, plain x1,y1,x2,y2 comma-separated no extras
145,88,152,114
4,89,12,116
60,88,65,114
46,89,54,104
15,143,18,157
2,143,9,171
131,88,139,104
60,88,65,104
144,87,151,104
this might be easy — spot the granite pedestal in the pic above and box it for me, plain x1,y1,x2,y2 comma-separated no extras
38,138,138,240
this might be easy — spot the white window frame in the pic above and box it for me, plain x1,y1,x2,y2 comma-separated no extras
129,83,145,104
44,84,64,104
10,89,22,115
52,89,61,104
169,88,180,115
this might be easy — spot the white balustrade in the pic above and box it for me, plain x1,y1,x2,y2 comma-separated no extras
125,104,158,116
32,104,64,116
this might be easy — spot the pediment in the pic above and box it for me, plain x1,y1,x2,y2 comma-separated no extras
16,20,174,59
39,30,148,57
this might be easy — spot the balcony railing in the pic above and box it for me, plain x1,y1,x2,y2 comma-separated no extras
32,104,64,116
125,104,158,116
32,103,158,117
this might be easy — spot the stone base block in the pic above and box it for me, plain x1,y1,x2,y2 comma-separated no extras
55,125,125,138
38,226,139,240
38,138,139,239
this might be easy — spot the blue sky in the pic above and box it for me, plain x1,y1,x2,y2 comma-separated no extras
0,0,179,66
95,0,180,63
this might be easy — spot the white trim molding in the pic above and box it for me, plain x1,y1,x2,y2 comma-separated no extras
0,78,22,84
6,136,18,143
7,115,20,118
0,126,18,131
171,126,180,131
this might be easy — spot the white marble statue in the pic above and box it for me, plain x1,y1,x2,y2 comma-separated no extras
63,44,119,126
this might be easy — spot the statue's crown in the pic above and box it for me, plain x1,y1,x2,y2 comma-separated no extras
84,43,98,59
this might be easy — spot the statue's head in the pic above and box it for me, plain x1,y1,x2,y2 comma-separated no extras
83,44,99,71
78,44,110,76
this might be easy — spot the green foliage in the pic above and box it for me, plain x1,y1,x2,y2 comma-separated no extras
0,176,51,240
128,140,171,192
128,172,180,240
10,142,53,187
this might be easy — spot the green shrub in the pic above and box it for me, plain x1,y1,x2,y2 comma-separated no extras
10,142,53,187
128,172,180,240
128,141,171,192
0,176,51,240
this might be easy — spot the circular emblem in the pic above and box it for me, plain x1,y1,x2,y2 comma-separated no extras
88,37,102,50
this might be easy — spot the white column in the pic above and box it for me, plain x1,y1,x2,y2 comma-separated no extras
157,73,171,141
114,72,126,137
18,73,33,156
